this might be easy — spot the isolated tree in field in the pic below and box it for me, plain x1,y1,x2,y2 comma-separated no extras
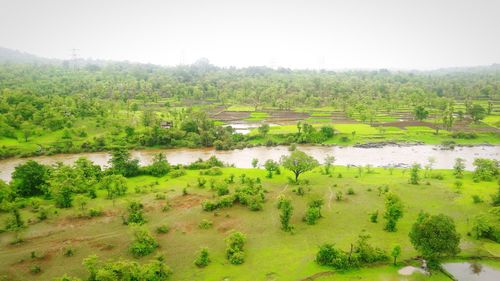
280,150,319,183
251,158,259,168
409,212,460,266
391,245,401,265
409,163,421,185
453,158,465,178
225,231,246,265
129,226,159,257
11,160,49,197
324,155,336,175
5,207,25,243
304,199,324,225
258,124,270,137
384,193,404,232
279,198,294,232
264,159,279,178
469,104,486,122
414,105,429,121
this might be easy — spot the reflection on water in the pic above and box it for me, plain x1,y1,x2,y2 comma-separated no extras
443,262,500,281
0,145,498,182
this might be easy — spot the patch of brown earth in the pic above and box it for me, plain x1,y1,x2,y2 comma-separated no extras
170,194,208,209
211,111,251,121
216,218,241,233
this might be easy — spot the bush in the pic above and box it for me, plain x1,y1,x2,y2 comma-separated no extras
471,214,499,242
170,169,186,178
88,208,103,217
200,167,223,176
347,188,355,195
198,219,213,229
225,232,246,265
125,201,146,225
304,207,321,225
370,211,378,223
156,225,170,234
194,248,210,267
129,227,159,257
472,195,483,204
473,159,499,182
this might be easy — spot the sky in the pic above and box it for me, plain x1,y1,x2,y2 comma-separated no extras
0,0,499,70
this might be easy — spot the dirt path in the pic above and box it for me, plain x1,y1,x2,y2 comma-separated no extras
297,271,335,281
276,184,288,198
328,186,334,209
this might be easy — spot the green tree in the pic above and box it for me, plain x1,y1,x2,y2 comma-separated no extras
225,231,246,265
101,174,128,200
11,160,49,197
280,150,319,183
109,147,140,177
409,212,460,265
279,197,294,231
5,207,26,242
251,158,259,168
453,158,465,178
194,248,210,267
391,245,401,265
472,158,499,182
383,193,404,232
324,155,336,175
264,159,279,178
409,163,421,185
129,227,159,257
258,124,270,137
147,153,171,177
414,105,429,121
469,104,486,122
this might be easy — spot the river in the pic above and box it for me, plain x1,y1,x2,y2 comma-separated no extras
0,145,498,182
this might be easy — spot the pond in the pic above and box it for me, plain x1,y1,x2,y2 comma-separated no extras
442,262,500,281
0,144,498,182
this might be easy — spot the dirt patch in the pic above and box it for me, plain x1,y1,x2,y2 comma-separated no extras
375,120,437,129
211,111,251,121
216,218,241,233
170,194,207,209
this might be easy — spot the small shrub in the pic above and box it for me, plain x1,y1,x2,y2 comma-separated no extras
170,169,186,178
370,211,378,223
155,193,166,200
335,191,343,201
88,208,103,217
30,265,41,274
156,224,170,234
194,248,210,267
63,247,75,257
198,219,213,229
129,227,159,257
472,195,483,204
347,188,355,195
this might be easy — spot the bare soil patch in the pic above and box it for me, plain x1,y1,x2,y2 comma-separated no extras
171,194,207,209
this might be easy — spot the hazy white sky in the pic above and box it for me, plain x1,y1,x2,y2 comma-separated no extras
0,0,499,69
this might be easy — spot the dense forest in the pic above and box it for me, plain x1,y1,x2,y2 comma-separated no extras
0,50,499,159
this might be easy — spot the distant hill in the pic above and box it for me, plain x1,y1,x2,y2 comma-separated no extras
0,46,498,74
0,47,62,64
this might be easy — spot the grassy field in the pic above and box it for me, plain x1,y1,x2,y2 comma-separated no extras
0,165,498,281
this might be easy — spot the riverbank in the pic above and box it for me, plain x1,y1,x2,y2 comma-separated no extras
1,144,498,182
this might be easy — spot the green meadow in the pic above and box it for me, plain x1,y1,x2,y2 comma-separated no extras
1,165,498,280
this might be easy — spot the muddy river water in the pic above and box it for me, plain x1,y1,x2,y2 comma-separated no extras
0,145,498,182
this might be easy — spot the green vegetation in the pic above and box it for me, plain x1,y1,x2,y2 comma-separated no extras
0,149,498,280
0,62,499,160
